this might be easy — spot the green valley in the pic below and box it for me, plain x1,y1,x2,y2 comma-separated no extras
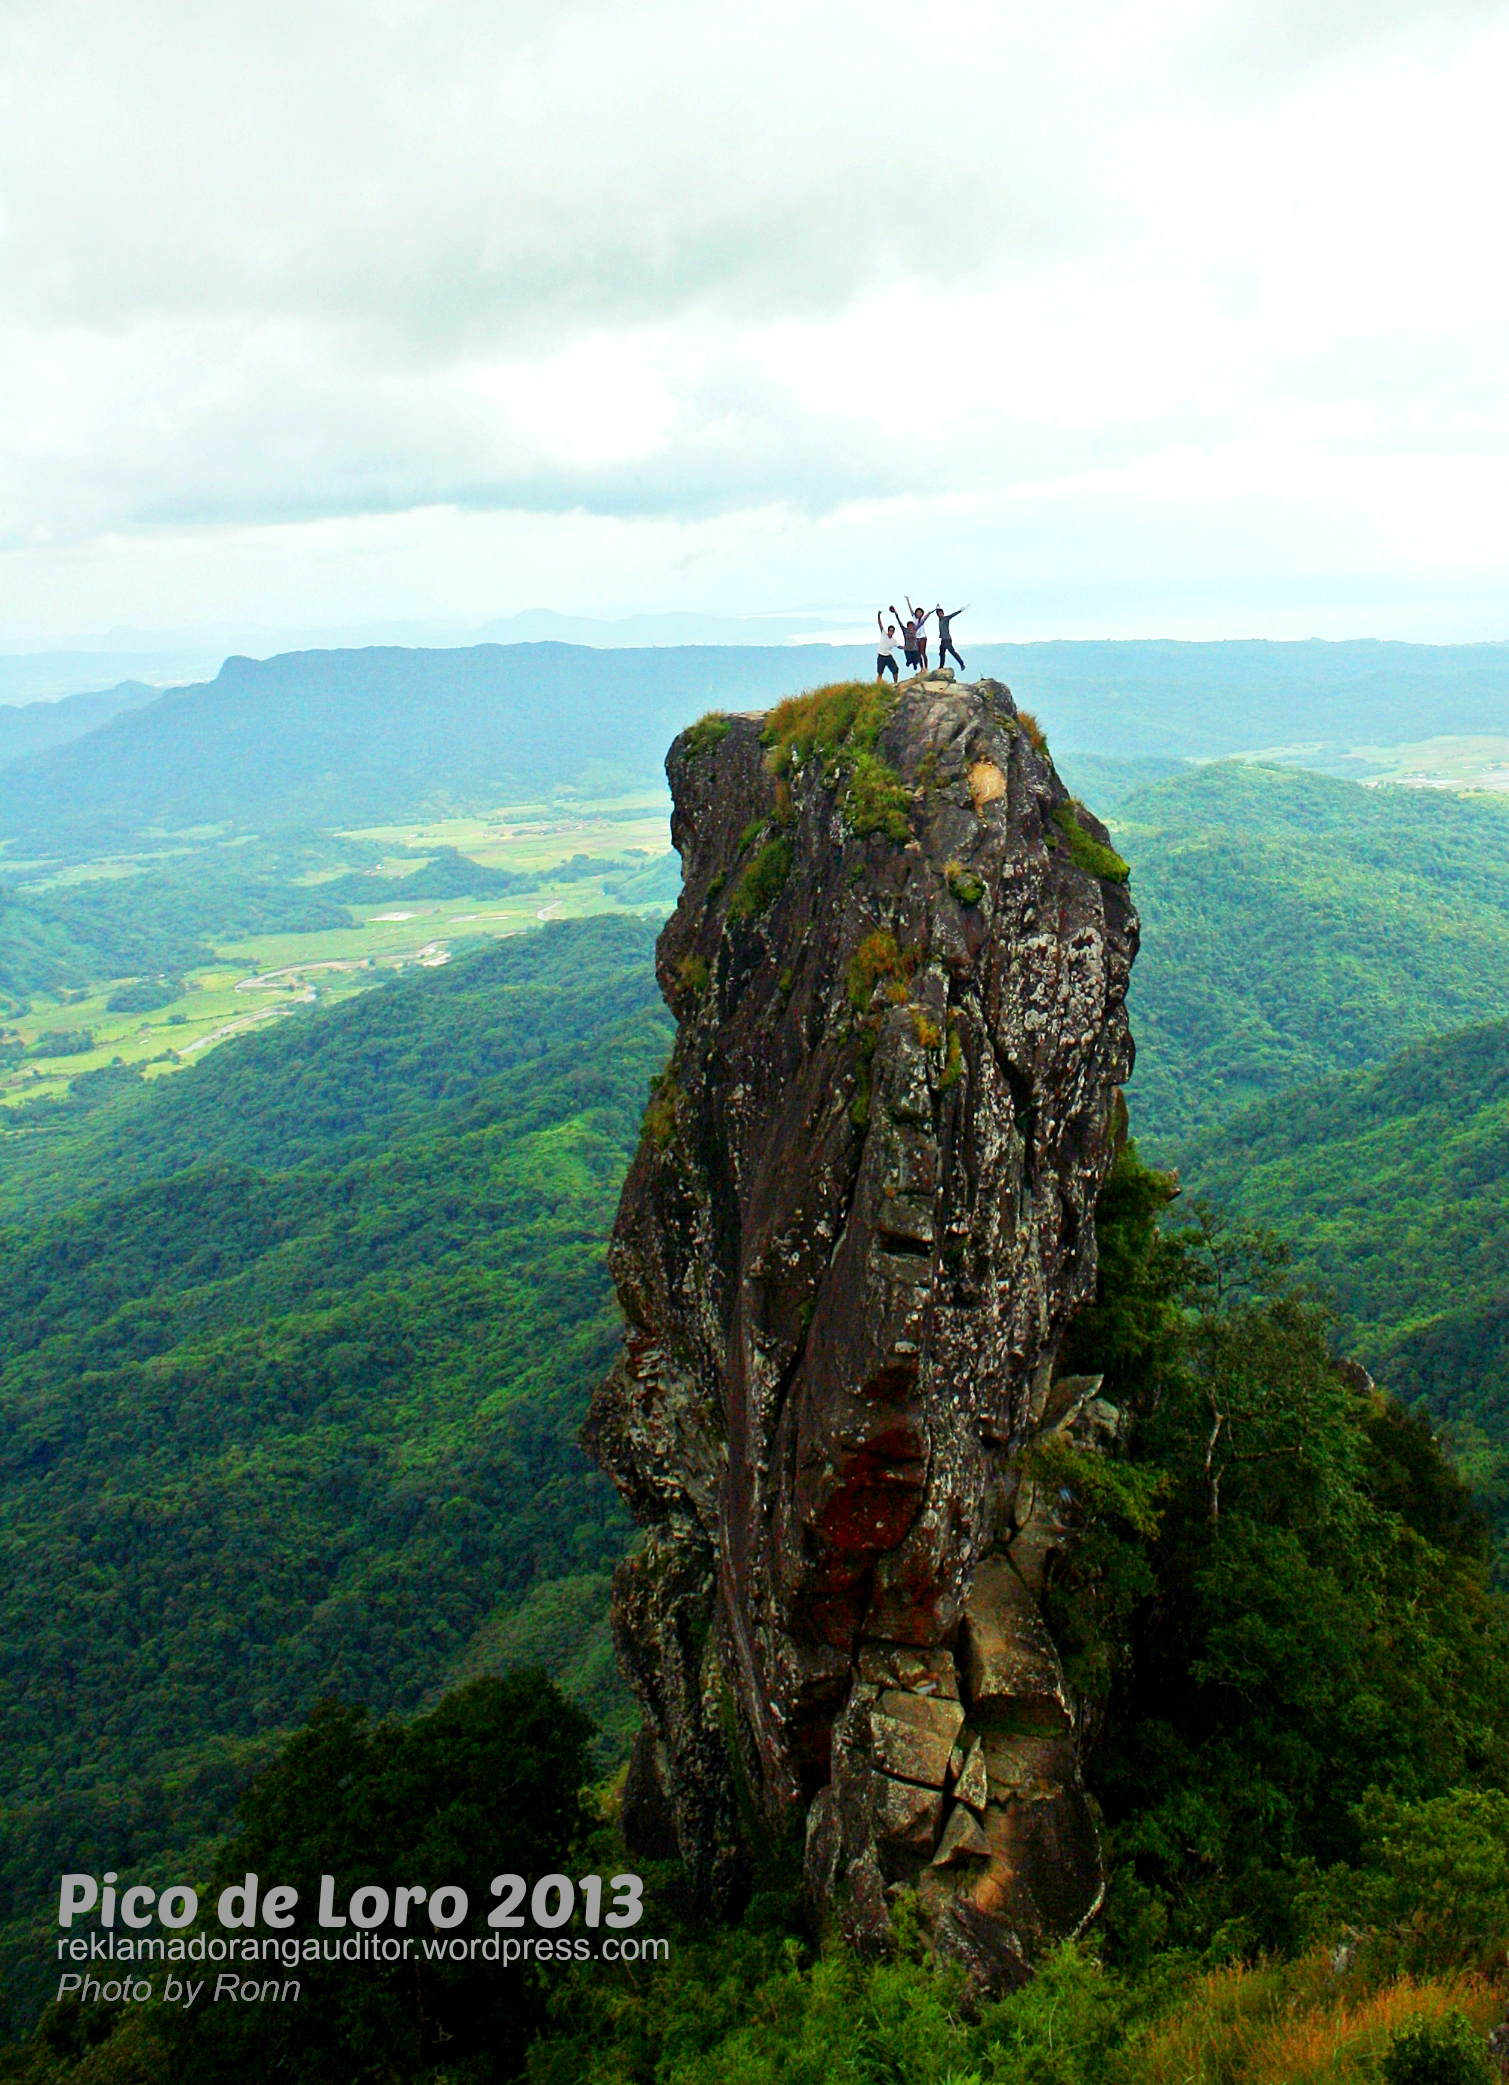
0,915,672,2032
1110,761,1509,1143
0,796,676,1109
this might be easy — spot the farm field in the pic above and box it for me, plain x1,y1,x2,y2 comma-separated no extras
0,791,675,1107
1237,730,1509,793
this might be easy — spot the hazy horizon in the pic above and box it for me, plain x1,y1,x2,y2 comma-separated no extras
5,2,1509,648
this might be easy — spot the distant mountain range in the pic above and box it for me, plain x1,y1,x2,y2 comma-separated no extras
4,637,1509,852
0,680,161,770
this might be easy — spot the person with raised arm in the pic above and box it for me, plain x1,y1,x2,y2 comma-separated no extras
876,610,901,683
935,603,967,675
907,597,932,672
890,604,919,673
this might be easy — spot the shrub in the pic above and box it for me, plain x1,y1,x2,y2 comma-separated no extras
643,1075,680,1148
106,974,183,1014
1017,708,1049,754
730,837,792,921
847,750,911,842
1328,1789,1509,1978
1383,2010,1494,2085
940,1025,964,1091
685,712,732,755
678,954,710,994
945,860,985,906
763,680,890,774
1052,803,1131,883
27,1029,93,1058
762,681,911,846
706,870,727,902
846,932,908,1012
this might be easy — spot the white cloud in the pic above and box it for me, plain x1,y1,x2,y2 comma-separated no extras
0,0,1507,639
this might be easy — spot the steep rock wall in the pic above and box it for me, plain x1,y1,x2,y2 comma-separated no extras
584,673,1138,1988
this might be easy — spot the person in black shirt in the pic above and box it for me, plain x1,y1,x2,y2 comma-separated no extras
935,604,966,674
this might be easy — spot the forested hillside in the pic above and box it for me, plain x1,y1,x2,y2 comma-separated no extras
0,683,159,768
7,660,1509,2066
0,916,671,2032
7,636,1509,856
1115,762,1509,1142
1179,1017,1509,1509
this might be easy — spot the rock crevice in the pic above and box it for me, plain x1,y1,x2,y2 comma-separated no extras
583,672,1138,1987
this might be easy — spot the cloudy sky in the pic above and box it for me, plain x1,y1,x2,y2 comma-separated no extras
1,0,1507,649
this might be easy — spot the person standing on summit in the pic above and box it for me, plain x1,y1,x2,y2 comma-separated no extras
876,611,901,682
935,603,966,675
890,603,920,673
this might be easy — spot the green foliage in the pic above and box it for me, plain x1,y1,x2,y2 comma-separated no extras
728,837,791,922
1382,2009,1495,2085
1052,803,1131,883
9,1677,596,2085
677,954,710,994
762,680,891,776
850,1026,879,1129
104,975,182,1014
526,1922,1145,2085
1054,1152,1509,1957
1058,1146,1185,1410
1117,762,1509,1142
643,1075,681,1147
845,931,907,1013
1323,1788,1509,1979
319,843,536,905
684,712,732,756
24,1028,92,1058
940,1024,964,1091
0,839,359,1009
846,750,911,843
945,860,985,906
0,916,671,2035
1176,1018,1509,1545
761,681,911,845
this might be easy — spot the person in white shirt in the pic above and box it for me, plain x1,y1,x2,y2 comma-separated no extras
876,612,901,683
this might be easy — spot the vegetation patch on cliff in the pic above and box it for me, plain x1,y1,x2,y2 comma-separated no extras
945,859,985,906
641,1071,682,1146
762,681,911,844
845,930,912,1012
1054,801,1132,882
684,711,732,756
729,835,793,920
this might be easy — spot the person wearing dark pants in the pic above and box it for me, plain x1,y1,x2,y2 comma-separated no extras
935,604,966,674
876,612,900,682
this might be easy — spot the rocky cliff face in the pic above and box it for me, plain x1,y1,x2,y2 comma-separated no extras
583,671,1138,1989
